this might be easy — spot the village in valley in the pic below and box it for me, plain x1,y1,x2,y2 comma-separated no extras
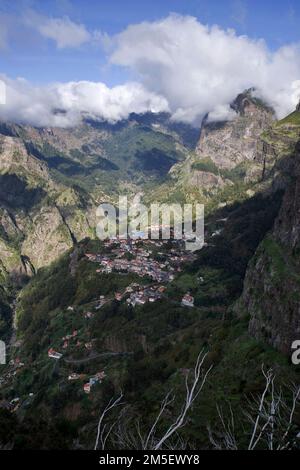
1,236,198,410
86,236,197,306
45,237,198,393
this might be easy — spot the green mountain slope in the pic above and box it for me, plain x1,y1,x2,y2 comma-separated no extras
1,100,300,450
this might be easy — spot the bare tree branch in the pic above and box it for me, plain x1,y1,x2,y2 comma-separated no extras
153,351,212,450
94,393,124,450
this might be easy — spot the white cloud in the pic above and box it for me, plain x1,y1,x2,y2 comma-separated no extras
25,11,92,48
0,76,169,127
206,104,237,122
109,14,300,122
1,14,300,127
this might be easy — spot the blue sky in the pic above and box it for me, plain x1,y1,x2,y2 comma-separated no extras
0,0,299,127
1,0,300,85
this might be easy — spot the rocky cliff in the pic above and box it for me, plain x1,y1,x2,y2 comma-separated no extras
237,103,300,354
166,90,276,205
0,112,199,274
196,89,275,171
0,131,94,275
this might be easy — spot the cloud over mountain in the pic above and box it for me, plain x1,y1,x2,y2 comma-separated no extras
0,14,300,127
110,14,300,122
0,76,169,127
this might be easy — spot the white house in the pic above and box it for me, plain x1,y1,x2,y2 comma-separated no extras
48,348,63,360
181,294,194,308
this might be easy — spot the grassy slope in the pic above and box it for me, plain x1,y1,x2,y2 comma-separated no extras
1,182,298,449
1,113,300,448
278,111,300,126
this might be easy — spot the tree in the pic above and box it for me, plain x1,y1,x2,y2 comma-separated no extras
208,366,300,450
94,350,212,450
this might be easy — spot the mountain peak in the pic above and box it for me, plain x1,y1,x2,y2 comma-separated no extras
231,88,274,116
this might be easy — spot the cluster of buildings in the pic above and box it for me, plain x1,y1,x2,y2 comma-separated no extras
84,238,199,310
62,330,78,349
126,284,166,306
86,238,196,284
95,254,175,283
67,370,106,394
83,371,106,394
0,394,34,414
48,347,107,395
112,283,167,306
0,357,25,388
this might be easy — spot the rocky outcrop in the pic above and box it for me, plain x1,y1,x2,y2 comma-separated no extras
21,206,74,269
0,131,95,273
190,170,226,189
237,115,300,354
0,135,52,187
196,90,275,170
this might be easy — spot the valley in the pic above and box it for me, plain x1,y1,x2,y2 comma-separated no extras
0,90,300,449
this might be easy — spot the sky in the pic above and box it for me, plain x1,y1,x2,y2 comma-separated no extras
0,0,300,127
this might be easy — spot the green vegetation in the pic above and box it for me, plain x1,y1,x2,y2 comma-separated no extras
278,111,300,126
221,161,250,183
261,236,287,279
1,108,300,449
191,157,219,175
0,178,291,449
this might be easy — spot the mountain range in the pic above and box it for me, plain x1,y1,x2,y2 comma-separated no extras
0,89,300,449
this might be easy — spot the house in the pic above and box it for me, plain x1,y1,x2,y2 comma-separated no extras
48,348,63,360
85,253,97,261
85,342,93,350
84,311,94,319
181,294,194,308
84,383,91,394
63,341,68,349
68,373,81,381
96,371,106,380
135,297,147,305
158,286,166,293
89,376,99,386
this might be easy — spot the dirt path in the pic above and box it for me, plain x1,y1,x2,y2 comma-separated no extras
63,351,133,365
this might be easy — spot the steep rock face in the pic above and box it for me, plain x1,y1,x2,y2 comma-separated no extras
189,170,226,189
238,126,300,354
21,206,74,270
195,90,275,170
0,131,94,273
0,135,52,187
